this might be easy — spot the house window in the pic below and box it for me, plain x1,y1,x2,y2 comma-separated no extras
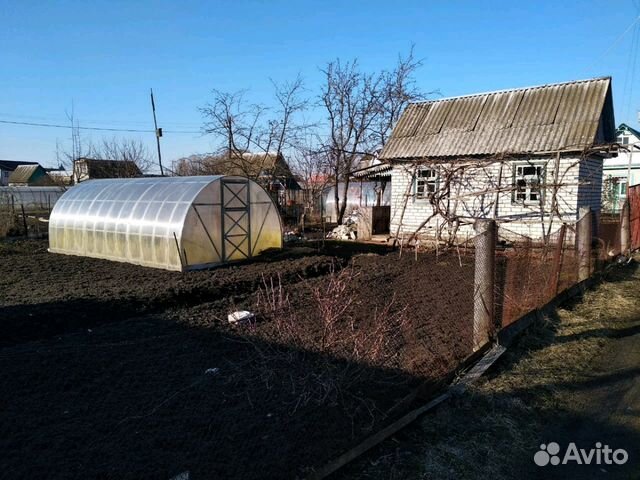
618,178,628,197
513,163,545,203
617,135,629,145
415,167,438,199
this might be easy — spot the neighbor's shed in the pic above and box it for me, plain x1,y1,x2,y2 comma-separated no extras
48,176,283,271
8,164,51,186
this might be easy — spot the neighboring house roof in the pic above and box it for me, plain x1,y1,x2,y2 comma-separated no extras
217,152,301,189
617,123,640,140
46,168,73,185
380,77,615,160
76,158,141,178
8,164,51,185
351,157,392,179
0,160,39,172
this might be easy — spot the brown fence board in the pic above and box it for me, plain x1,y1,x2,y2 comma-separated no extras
629,185,640,250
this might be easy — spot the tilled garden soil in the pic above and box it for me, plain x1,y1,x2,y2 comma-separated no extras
0,240,474,479
0,241,357,345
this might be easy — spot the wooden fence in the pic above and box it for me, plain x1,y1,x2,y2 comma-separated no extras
629,184,640,250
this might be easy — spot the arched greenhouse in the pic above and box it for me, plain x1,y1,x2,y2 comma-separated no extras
48,176,283,271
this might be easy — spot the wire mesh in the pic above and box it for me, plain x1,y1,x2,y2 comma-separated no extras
0,213,624,478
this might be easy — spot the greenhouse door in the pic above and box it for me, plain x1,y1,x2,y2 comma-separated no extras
221,178,252,261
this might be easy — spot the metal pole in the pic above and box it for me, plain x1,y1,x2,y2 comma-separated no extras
578,206,592,282
20,204,27,237
473,218,496,351
150,88,165,176
627,145,633,199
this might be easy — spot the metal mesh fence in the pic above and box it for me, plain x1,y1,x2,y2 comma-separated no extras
1,240,480,480
496,213,619,328
0,213,627,479
496,224,577,327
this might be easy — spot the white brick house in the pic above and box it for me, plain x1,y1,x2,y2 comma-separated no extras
378,77,616,242
602,123,640,213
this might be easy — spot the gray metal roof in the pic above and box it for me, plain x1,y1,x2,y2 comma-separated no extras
0,160,38,171
8,164,46,184
352,162,392,179
617,123,640,140
380,77,615,160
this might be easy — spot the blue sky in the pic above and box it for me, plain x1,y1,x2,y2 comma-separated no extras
1,0,640,170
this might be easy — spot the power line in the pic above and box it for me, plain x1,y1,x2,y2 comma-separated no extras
622,20,640,120
0,112,202,128
586,15,640,73
0,119,201,134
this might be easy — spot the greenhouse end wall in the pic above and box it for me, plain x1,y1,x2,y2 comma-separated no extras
48,176,283,271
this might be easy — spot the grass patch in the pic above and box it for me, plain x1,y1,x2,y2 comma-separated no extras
339,259,640,480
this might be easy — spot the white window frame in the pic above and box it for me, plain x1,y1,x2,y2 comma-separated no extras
512,162,546,205
616,176,628,197
414,167,438,199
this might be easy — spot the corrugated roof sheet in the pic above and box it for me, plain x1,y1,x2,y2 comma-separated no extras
8,164,47,185
214,152,300,188
352,162,392,179
380,77,615,160
0,160,38,171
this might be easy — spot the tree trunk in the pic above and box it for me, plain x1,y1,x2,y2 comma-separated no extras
337,175,350,225
333,173,340,224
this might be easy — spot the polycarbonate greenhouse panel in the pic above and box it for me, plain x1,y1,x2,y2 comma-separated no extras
48,176,283,271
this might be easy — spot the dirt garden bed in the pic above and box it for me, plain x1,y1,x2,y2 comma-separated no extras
0,240,475,479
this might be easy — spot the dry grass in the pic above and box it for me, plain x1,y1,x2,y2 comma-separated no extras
0,210,19,237
339,258,640,480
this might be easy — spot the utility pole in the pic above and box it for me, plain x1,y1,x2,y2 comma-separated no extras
150,88,164,176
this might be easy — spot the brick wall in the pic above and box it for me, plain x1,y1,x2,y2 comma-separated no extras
389,155,603,241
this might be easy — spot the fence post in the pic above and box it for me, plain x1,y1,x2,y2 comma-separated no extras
578,206,592,282
20,204,28,237
549,224,567,297
473,219,496,351
620,199,630,255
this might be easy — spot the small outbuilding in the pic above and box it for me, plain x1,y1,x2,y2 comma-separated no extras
49,176,283,271
73,158,142,183
0,160,39,186
8,164,52,186
379,77,616,242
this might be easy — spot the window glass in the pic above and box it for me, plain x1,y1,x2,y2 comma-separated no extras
513,163,545,203
415,168,437,199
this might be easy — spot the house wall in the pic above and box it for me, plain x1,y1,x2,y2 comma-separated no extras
602,143,640,213
389,154,602,242
323,180,391,223
602,127,640,212
0,169,11,186
73,160,89,184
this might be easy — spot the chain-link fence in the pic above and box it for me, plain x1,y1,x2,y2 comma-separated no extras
0,208,631,479
0,241,479,479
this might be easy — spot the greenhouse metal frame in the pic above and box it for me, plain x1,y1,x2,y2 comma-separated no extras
48,175,283,271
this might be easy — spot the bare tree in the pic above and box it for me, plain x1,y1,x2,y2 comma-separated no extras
319,50,423,224
60,107,153,177
96,136,153,173
290,139,331,221
372,47,425,148
172,152,237,176
200,75,308,186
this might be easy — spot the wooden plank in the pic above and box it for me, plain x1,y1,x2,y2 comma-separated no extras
306,344,506,480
